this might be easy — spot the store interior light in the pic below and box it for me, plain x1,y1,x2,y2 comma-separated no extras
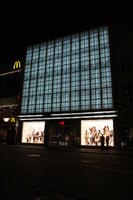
3,118,10,122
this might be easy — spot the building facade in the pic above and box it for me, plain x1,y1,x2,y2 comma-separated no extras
19,26,117,148
0,60,22,144
110,27,133,148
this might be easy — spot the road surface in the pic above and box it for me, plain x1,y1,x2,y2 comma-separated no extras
0,145,133,200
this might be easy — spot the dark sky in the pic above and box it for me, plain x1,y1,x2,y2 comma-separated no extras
0,2,132,64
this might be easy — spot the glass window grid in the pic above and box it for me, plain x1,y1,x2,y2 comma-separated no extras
21,26,113,114
26,49,32,59
26,54,32,62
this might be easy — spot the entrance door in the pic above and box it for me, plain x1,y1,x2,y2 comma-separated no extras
47,120,80,146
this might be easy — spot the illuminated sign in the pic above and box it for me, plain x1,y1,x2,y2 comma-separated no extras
11,117,15,123
59,121,65,126
13,61,21,70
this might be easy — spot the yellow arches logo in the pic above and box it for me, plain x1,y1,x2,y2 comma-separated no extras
13,61,21,70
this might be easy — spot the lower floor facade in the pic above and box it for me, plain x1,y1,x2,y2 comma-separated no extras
18,111,120,148
1,110,133,149
20,118,114,147
0,123,17,144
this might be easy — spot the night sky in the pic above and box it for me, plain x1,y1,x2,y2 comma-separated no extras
0,3,132,65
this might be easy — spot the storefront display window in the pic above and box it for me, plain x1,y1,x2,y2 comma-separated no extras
22,121,45,144
81,119,114,146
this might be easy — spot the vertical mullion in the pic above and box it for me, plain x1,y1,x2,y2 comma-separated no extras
98,28,103,110
94,39,96,109
108,26,113,108
43,42,48,113
69,36,72,111
88,31,92,110
104,27,110,107
60,39,63,112
79,32,81,111
23,49,31,114
35,45,40,113
27,47,33,114
51,41,55,112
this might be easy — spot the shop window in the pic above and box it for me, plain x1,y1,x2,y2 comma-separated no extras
81,119,114,146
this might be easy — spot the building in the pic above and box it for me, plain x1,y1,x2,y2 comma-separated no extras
0,60,22,144
19,26,118,148
110,26,133,148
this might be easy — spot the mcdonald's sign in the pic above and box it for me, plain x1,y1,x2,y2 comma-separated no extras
13,61,21,70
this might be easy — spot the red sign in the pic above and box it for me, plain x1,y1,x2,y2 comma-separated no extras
59,121,65,126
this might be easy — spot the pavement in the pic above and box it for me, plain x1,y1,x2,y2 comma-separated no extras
0,143,133,155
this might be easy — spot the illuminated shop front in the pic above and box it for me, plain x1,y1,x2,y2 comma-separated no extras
0,60,22,144
81,119,114,146
0,103,19,144
19,26,117,147
22,121,45,144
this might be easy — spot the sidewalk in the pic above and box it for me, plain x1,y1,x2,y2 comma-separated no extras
1,143,133,155
46,145,133,155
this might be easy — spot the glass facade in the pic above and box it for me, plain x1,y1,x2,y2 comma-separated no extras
21,26,113,114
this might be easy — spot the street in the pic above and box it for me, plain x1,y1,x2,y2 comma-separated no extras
0,145,133,200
